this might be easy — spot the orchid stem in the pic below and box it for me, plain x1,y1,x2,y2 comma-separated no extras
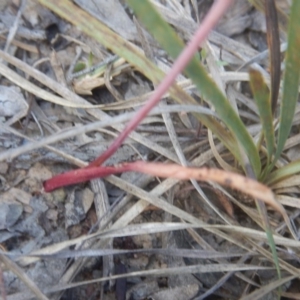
88,0,233,168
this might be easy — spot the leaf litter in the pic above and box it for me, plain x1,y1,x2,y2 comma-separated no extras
0,0,299,299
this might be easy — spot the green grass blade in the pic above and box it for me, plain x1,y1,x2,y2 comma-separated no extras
249,68,274,160
127,0,261,176
275,0,300,162
266,228,281,283
266,158,300,186
254,200,281,288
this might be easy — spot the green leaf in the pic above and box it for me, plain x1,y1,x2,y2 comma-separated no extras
88,52,94,68
255,200,281,288
73,62,86,73
266,228,281,283
249,68,274,160
200,48,208,61
126,0,261,176
266,158,300,186
275,0,300,162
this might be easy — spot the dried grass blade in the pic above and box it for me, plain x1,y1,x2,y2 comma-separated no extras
241,275,295,300
265,0,281,115
0,255,49,300
249,68,274,161
46,264,272,294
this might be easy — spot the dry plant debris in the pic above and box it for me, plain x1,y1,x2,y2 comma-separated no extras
0,0,299,299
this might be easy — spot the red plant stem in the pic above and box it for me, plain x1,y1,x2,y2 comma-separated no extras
87,0,233,168
44,161,294,234
43,161,277,212
43,166,124,192
44,0,233,194
44,161,263,196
